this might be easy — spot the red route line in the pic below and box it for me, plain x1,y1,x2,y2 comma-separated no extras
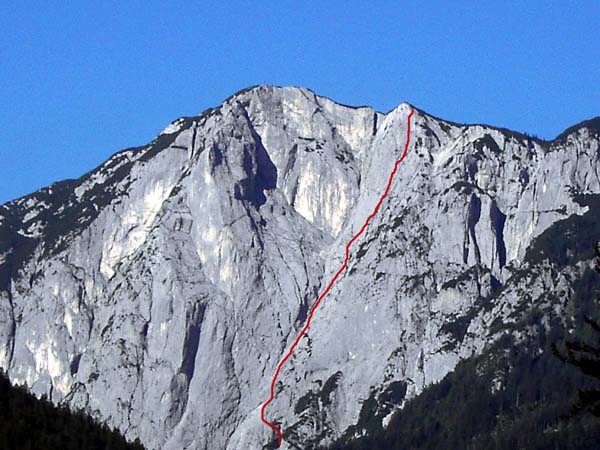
260,109,415,447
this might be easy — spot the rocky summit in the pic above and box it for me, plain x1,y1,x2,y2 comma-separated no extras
1,86,599,449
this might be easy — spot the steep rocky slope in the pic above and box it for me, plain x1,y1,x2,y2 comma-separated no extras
0,86,599,449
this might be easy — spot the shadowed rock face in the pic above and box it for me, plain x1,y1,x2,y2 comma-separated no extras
0,85,599,449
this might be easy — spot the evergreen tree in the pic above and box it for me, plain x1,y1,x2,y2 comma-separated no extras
553,242,600,417
0,370,144,450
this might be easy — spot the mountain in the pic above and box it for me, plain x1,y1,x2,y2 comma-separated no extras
1,85,599,449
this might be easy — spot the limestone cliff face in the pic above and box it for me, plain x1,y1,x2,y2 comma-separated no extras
0,86,599,449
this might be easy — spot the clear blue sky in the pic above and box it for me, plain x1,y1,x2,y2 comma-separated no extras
1,1,599,204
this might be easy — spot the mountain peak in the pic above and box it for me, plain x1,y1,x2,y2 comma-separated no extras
554,116,600,142
1,86,599,450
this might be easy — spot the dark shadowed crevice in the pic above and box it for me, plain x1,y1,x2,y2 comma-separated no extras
283,144,298,180
473,134,502,155
465,154,478,182
191,125,198,156
294,283,319,326
467,194,482,264
165,303,207,431
490,274,502,293
233,109,278,209
251,124,278,201
519,168,530,187
490,200,507,268
6,280,16,368
209,143,224,173
70,354,82,376
181,303,206,382
372,112,378,136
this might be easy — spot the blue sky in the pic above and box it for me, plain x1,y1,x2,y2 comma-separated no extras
1,1,599,204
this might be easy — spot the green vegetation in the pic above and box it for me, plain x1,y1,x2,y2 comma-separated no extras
553,243,600,418
327,319,599,449
326,231,600,449
0,370,144,450
553,117,600,144
525,194,600,267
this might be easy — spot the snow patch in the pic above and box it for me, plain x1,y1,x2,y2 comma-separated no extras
160,118,186,136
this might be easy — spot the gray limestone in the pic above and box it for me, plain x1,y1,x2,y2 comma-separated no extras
0,86,599,449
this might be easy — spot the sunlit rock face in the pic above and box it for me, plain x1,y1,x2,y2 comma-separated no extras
1,85,599,449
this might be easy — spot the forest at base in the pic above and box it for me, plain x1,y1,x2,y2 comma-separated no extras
325,259,600,448
326,322,600,450
0,369,144,450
